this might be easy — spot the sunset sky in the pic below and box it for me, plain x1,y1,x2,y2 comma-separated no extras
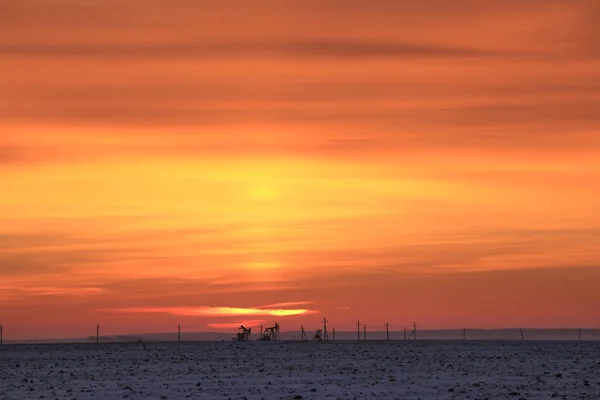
1,0,599,340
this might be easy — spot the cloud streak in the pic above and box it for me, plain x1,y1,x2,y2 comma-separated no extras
0,40,508,60
114,306,317,317
20,287,106,296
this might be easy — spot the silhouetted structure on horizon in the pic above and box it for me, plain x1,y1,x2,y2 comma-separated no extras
260,322,279,341
314,329,323,342
236,325,252,341
407,322,417,340
322,318,329,342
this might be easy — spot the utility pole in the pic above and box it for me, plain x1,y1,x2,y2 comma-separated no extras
413,322,417,341
0,324,3,345
520,328,524,341
579,328,582,341
332,328,336,342
363,324,366,341
323,317,329,342
96,324,100,344
177,324,181,347
385,322,390,341
404,326,407,341
301,325,308,341
357,320,361,341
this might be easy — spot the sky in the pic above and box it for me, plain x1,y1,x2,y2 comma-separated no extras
1,0,599,340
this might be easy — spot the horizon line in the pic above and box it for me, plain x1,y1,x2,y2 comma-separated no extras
3,327,599,344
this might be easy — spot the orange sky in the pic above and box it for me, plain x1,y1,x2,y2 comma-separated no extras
1,0,599,339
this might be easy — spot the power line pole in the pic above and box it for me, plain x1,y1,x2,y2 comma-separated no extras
579,328,582,341
0,324,3,345
301,325,308,341
520,328,524,341
323,317,329,342
332,328,336,342
363,324,366,341
404,326,407,341
177,324,181,347
96,324,100,344
413,322,417,341
385,322,390,341
357,320,361,341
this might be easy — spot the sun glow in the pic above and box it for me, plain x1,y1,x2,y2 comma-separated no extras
245,182,281,202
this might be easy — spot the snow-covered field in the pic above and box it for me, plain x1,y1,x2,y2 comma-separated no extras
1,341,598,399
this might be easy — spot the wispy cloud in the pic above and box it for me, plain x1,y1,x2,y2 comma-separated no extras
257,301,313,308
21,287,106,296
0,40,505,60
114,306,317,317
0,285,107,299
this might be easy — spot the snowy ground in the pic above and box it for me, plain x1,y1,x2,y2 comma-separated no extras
1,341,599,399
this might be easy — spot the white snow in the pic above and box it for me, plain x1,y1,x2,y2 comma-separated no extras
1,341,598,399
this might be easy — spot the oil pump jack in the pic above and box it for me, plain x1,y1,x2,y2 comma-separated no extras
236,325,252,341
260,322,280,341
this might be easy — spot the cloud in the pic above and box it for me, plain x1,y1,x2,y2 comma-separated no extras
0,145,25,164
1,0,598,158
0,243,144,277
0,285,106,301
257,301,313,308
0,40,506,60
20,286,106,296
0,251,80,276
115,306,317,317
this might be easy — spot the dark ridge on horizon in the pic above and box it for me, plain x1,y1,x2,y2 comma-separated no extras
3,328,599,345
